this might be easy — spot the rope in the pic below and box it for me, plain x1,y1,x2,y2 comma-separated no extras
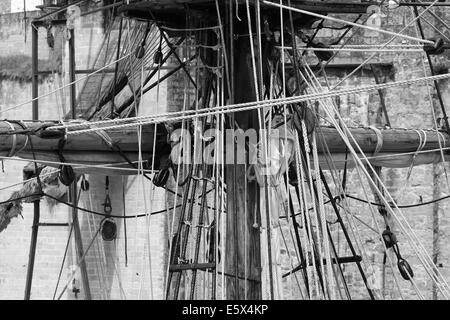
318,72,450,296
52,224,73,300
84,187,108,300
1,120,30,156
51,71,450,134
303,126,329,298
330,0,440,90
295,134,320,297
315,81,450,298
411,4,450,206
300,57,396,299
279,46,425,53
368,126,384,155
312,132,336,299
56,225,101,300
0,168,59,192
309,44,426,48
352,163,406,299
44,193,170,218
0,156,155,174
278,0,303,297
300,66,366,299
160,25,220,32
263,0,435,45
345,193,450,209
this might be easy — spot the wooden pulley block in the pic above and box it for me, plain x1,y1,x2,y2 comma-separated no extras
312,42,334,62
58,165,76,186
154,49,163,66
35,127,65,140
135,45,145,59
397,258,414,281
288,164,298,186
101,218,117,242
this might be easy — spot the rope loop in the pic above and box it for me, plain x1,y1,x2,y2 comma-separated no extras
4,120,29,156
424,37,445,55
368,126,384,155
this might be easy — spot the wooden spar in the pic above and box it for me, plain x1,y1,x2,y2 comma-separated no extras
316,127,450,154
0,121,168,152
1,121,448,154
1,121,449,170
0,121,170,174
118,1,379,19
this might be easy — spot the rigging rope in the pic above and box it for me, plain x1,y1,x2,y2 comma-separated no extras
0,52,134,115
49,71,450,134
302,49,450,297
263,0,436,45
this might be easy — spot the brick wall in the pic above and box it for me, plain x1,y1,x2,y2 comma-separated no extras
0,0,9,14
0,2,168,300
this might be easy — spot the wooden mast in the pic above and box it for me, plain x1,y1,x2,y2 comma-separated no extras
225,31,262,298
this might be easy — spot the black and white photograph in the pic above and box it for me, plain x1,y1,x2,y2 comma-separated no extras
1,0,450,308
